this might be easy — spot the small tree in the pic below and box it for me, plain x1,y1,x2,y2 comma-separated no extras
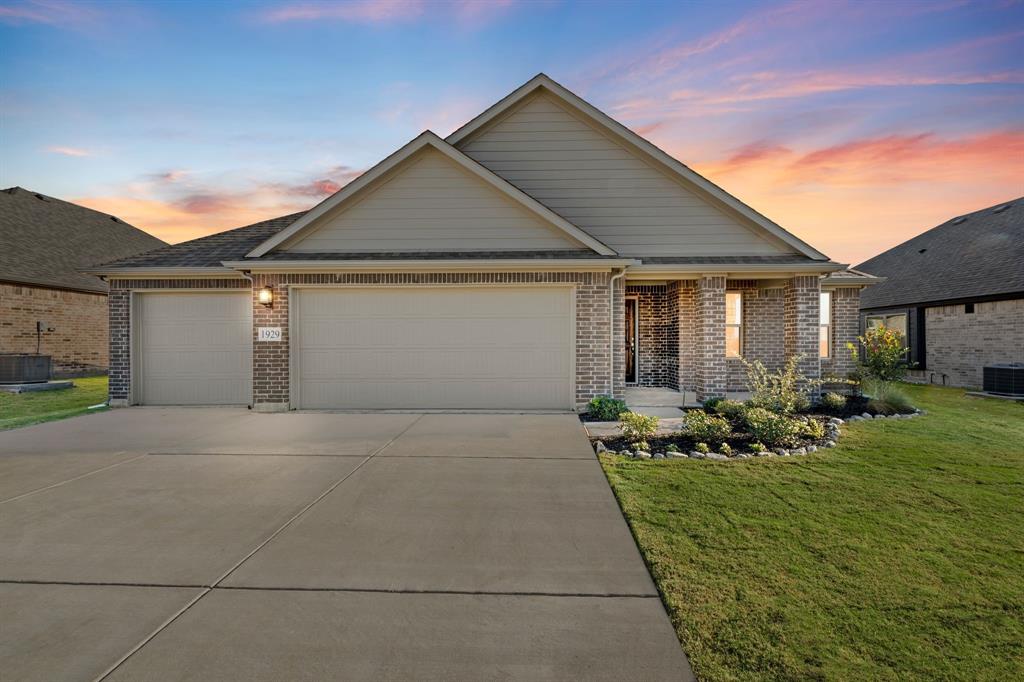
741,355,811,415
847,326,910,382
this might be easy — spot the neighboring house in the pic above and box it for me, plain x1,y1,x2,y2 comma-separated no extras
0,187,167,376
87,74,875,411
856,198,1023,389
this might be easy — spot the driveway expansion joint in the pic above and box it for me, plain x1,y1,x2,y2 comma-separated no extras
0,452,145,505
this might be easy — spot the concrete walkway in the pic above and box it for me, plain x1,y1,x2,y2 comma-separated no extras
0,409,693,681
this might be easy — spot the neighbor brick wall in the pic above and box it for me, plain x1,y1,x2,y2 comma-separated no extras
821,287,860,380
251,272,621,408
106,278,251,404
784,275,821,391
923,298,1024,388
1,282,108,375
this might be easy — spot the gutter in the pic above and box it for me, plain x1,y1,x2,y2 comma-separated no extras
220,259,640,273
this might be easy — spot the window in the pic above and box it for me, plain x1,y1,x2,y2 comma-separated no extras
819,291,831,358
866,313,907,339
965,303,975,314
725,292,742,357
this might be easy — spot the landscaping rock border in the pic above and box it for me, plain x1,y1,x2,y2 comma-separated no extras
595,408,924,462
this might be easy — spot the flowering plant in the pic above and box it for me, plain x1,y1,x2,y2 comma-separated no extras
847,325,910,381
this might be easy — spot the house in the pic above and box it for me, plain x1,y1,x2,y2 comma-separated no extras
0,187,166,376
856,198,1023,389
87,74,876,411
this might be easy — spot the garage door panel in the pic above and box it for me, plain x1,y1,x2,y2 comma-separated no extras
295,288,573,410
138,293,251,406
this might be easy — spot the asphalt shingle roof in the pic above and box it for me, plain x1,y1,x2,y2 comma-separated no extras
856,198,1024,309
0,187,167,293
254,250,619,261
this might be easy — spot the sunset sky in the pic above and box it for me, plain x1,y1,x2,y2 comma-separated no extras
1,0,1021,265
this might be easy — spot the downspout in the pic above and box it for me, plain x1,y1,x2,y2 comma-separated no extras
609,267,626,398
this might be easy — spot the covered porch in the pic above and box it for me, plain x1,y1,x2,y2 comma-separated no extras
625,386,751,416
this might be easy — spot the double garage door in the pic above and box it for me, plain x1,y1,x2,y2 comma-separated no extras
135,287,574,410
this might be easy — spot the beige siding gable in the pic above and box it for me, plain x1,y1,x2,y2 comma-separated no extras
283,147,585,253
459,91,797,257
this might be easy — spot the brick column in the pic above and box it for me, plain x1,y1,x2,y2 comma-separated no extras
252,274,290,412
610,272,626,399
107,288,130,405
695,275,727,401
785,275,821,391
820,287,860,379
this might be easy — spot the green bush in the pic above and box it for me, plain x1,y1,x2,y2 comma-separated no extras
632,440,650,452
742,355,813,415
744,407,802,447
863,378,915,414
686,410,732,443
821,392,847,411
587,395,628,421
719,442,732,456
713,399,747,421
695,442,710,454
801,418,826,440
619,411,659,444
666,443,680,453
749,442,766,453
848,326,911,381
702,396,724,411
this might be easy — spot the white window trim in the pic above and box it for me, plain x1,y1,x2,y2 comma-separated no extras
820,291,831,358
725,291,742,358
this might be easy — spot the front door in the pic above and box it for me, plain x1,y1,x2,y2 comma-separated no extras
625,298,637,384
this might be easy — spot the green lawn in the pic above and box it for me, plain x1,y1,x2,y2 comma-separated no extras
0,375,109,430
601,384,1023,681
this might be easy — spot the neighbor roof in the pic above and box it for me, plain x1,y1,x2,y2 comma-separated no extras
0,187,167,293
857,198,1024,309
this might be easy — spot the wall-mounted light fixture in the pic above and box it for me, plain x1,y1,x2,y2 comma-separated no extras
258,285,274,307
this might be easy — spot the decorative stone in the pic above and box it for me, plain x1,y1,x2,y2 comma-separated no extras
689,451,706,459
736,453,751,459
621,450,632,457
824,440,836,448
595,441,609,453
668,451,686,458
752,450,768,457
775,448,789,456
653,453,665,459
705,452,728,461
791,447,807,455
861,412,872,419
636,451,652,459
806,445,818,453
828,417,844,425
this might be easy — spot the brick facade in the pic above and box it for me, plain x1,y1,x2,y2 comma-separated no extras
784,275,822,391
109,272,622,409
821,287,860,380
1,282,108,376
923,298,1024,388
694,276,728,400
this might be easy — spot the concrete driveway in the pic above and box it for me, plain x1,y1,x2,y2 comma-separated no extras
0,409,692,681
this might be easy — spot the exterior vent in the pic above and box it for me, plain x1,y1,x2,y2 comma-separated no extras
983,363,1024,397
993,204,1011,214
952,217,967,224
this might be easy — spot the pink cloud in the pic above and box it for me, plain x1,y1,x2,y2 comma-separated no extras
0,0,102,29
260,0,425,24
45,145,90,157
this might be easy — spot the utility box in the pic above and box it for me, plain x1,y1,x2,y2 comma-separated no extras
0,354,52,384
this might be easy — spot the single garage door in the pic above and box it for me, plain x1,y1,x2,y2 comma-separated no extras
293,287,574,410
135,292,252,405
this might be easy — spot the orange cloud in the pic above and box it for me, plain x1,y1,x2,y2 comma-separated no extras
45,145,90,157
691,129,1024,263
0,0,102,28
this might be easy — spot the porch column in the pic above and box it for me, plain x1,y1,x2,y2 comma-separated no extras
784,275,821,391
694,275,727,401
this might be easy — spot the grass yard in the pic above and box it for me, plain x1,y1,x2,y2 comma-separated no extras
0,375,109,430
601,384,1023,681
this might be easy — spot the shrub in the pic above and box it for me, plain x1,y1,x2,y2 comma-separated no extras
742,355,813,415
685,410,732,443
862,378,915,414
821,392,847,411
713,399,748,422
666,443,680,453
744,407,802,447
719,442,732,456
749,442,766,453
587,395,628,421
801,418,826,440
632,440,650,452
695,442,710,454
848,326,911,381
702,396,724,411
619,411,659,444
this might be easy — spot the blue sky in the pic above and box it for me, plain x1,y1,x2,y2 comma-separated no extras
1,0,1022,263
